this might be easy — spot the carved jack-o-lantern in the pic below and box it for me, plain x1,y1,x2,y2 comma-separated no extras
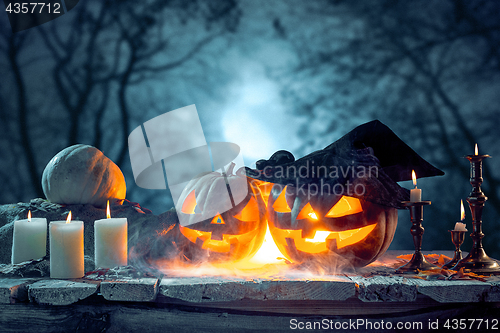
242,120,445,268
267,184,398,267
176,164,267,261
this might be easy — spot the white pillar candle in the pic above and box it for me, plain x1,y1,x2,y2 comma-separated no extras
410,170,422,202
49,212,84,279
454,222,467,231
94,202,127,268
11,211,47,264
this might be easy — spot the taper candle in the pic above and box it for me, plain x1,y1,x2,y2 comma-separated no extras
410,170,422,202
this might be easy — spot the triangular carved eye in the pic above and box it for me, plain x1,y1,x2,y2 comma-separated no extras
181,190,201,214
297,202,318,220
272,186,291,213
234,197,259,221
325,196,363,218
211,214,225,224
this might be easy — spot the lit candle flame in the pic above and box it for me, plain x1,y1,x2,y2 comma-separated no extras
412,170,417,187
461,200,465,221
305,230,331,243
475,143,478,155
106,200,111,219
308,212,318,220
28,210,31,222
66,211,72,224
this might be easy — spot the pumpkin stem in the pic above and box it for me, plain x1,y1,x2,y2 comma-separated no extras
225,162,236,176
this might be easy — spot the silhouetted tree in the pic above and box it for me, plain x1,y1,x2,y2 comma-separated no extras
270,0,500,255
0,0,240,209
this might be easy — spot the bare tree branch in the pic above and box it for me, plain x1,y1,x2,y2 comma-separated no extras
7,32,44,197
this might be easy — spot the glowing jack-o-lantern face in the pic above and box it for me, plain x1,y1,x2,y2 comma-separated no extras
267,184,398,267
176,166,267,262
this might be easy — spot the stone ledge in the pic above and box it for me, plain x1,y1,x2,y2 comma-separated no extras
0,278,37,304
100,278,159,302
407,278,492,303
0,272,498,306
348,275,418,302
160,276,355,303
28,279,99,305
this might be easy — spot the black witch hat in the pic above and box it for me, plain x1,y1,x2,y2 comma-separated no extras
244,120,444,208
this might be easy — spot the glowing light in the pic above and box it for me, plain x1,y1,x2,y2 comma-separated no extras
223,111,278,162
66,211,72,224
461,200,465,221
308,212,318,220
475,143,478,155
305,230,331,243
272,187,291,213
178,225,258,253
179,225,203,243
326,196,363,218
27,210,31,222
181,190,198,214
240,224,287,267
211,214,225,224
221,69,302,164
156,224,175,237
255,181,273,204
106,200,111,219
201,237,231,252
297,202,317,220
271,224,377,254
412,170,417,187
233,197,259,221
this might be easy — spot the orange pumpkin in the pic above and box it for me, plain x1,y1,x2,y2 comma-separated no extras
267,184,397,267
176,164,267,262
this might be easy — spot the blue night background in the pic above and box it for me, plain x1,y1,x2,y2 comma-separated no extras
1,0,500,258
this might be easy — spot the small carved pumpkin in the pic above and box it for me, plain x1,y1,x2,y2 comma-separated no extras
267,184,397,267
176,164,267,262
42,144,126,208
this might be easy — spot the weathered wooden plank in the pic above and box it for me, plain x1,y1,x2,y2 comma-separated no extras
28,279,99,305
157,295,447,316
407,279,492,303
1,300,499,333
159,275,355,303
348,275,417,302
100,278,159,302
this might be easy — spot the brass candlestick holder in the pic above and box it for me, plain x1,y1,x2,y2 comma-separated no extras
452,153,500,274
442,230,466,269
396,201,440,274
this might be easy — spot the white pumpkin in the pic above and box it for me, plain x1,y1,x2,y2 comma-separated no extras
42,144,126,208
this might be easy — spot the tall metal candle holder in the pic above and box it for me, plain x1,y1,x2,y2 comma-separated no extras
396,201,440,274
452,153,500,274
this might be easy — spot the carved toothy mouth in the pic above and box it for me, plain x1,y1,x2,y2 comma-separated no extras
270,224,377,253
179,225,258,253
